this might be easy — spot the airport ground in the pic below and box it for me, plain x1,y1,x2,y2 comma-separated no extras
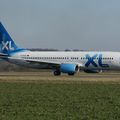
0,72,120,120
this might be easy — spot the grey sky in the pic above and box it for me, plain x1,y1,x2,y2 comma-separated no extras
0,0,120,51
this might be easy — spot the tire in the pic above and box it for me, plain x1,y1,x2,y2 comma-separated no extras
54,70,61,76
68,73,75,76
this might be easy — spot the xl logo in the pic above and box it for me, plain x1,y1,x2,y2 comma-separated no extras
85,54,109,68
1,41,14,51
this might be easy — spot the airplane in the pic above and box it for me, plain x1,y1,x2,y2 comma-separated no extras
0,22,120,76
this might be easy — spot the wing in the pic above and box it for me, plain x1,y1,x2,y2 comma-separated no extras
10,57,84,67
0,55,84,69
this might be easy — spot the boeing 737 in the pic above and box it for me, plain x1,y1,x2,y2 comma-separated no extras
0,22,120,75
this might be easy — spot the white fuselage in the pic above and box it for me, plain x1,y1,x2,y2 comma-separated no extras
8,51,120,71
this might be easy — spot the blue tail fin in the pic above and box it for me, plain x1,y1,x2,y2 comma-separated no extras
0,22,22,54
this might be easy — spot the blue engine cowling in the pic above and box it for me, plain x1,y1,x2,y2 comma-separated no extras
60,63,78,74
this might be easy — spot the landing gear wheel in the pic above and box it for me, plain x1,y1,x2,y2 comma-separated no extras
68,73,75,76
54,71,61,76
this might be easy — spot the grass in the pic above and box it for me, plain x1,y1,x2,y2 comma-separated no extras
0,81,120,120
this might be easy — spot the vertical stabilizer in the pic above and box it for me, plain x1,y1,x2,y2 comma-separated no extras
0,22,23,54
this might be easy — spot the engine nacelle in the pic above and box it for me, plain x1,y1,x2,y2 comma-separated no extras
60,63,78,74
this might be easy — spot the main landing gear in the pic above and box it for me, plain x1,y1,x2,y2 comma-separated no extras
54,70,61,76
53,70,75,76
68,73,75,76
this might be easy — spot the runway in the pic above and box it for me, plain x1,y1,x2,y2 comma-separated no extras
0,72,120,83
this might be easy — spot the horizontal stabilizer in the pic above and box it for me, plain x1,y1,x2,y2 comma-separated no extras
0,53,8,57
